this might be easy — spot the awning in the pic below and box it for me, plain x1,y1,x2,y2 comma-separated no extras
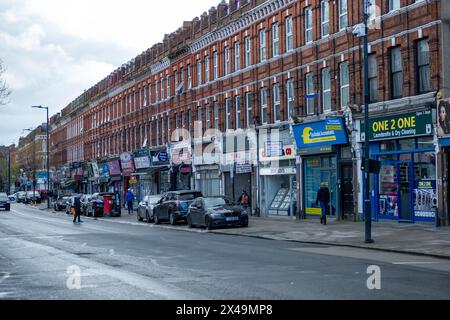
439,138,450,147
60,180,76,189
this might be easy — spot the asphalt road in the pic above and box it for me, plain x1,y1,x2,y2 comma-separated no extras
1,203,450,300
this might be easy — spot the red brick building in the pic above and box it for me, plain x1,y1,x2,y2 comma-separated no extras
43,0,449,225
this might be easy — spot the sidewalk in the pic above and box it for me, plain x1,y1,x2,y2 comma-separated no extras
36,203,450,259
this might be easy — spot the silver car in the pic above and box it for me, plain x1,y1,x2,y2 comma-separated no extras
137,195,163,223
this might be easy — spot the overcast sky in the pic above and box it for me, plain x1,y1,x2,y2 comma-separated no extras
0,0,220,146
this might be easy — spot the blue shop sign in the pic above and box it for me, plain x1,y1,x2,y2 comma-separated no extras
101,163,110,179
292,118,348,149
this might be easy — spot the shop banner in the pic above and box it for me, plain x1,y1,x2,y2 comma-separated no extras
437,99,450,137
264,141,283,157
365,110,433,141
134,149,151,170
120,152,135,175
151,150,170,166
414,180,437,220
108,160,121,176
236,162,252,174
100,163,110,179
91,162,99,178
292,118,348,149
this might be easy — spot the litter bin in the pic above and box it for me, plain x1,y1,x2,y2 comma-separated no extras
103,194,113,215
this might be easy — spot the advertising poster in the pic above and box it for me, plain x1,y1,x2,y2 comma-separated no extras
414,180,437,220
108,160,122,176
292,118,348,149
379,195,398,218
120,152,135,175
437,99,450,137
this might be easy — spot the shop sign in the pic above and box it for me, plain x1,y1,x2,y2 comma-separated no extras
235,162,252,174
133,149,151,170
414,180,437,220
264,141,284,157
292,118,348,149
365,110,433,141
100,163,110,179
120,152,135,175
151,150,170,166
260,167,296,176
298,146,333,156
91,162,100,178
108,160,122,176
437,99,450,137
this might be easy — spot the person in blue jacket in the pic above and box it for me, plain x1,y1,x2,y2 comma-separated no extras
126,189,134,215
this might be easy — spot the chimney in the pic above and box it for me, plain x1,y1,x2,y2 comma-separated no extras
218,0,228,19
229,0,237,12
208,6,217,25
201,12,208,29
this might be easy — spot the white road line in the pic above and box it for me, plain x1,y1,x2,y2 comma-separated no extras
393,262,441,265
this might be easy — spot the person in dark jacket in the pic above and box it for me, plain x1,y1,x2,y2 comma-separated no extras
126,189,134,214
73,196,83,224
315,183,330,225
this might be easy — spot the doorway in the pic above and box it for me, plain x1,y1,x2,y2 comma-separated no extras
341,163,354,217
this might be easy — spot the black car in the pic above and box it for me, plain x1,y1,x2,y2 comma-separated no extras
187,196,249,230
153,190,203,225
0,193,10,211
137,194,163,223
53,196,70,211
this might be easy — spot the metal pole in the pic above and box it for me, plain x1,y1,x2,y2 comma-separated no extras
47,107,50,209
8,146,11,195
33,137,35,204
363,0,373,243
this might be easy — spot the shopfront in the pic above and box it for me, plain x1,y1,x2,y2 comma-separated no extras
292,118,349,219
134,148,151,201
366,110,436,223
437,99,450,226
149,148,170,194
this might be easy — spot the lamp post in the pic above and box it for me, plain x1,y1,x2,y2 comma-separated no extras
32,105,50,209
22,128,35,196
353,1,374,243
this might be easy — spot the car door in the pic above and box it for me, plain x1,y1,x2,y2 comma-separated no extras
189,198,200,224
155,194,166,219
162,193,173,220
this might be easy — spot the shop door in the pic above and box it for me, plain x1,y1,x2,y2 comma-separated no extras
398,154,413,222
341,164,354,216
320,170,337,217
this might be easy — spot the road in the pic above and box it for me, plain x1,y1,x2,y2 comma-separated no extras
1,203,450,300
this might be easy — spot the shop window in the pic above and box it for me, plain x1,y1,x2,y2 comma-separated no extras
417,137,434,150
398,139,415,151
414,152,436,180
380,141,396,152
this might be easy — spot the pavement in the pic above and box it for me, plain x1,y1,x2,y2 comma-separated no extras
34,202,450,259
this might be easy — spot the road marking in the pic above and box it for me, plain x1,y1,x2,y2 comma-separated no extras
393,262,440,265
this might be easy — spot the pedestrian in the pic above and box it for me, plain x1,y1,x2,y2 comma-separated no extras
238,189,251,214
126,189,134,215
73,196,83,224
315,182,330,225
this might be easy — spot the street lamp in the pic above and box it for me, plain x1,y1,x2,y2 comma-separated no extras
353,0,374,243
22,128,35,195
32,105,50,209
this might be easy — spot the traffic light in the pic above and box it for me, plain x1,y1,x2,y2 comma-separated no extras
361,158,381,174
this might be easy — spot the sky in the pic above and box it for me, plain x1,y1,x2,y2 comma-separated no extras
0,0,220,146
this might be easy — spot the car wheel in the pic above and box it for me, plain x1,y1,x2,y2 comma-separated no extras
169,211,177,226
138,211,143,222
154,213,160,225
205,216,214,230
187,215,194,228
146,211,152,223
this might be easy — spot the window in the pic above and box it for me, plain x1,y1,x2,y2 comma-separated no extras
305,7,312,44
389,0,400,11
143,87,147,107
181,112,186,129
154,82,159,103
235,95,242,129
260,29,267,62
306,73,315,115
196,60,202,86
285,16,293,52
272,23,279,57
197,106,203,133
322,68,331,113
161,117,165,144
226,98,232,130
245,92,252,128
273,84,281,122
368,54,378,103
339,0,348,30
166,74,170,98
205,104,211,129
234,42,240,71
260,88,268,124
187,64,192,89
180,68,184,93
417,39,431,93
245,36,251,67
213,51,218,80
214,101,219,129
340,62,349,109
321,1,330,38
390,47,403,99
189,110,193,138
225,46,230,75
161,78,165,100
174,71,178,95
205,55,210,83
286,79,295,118
156,121,160,146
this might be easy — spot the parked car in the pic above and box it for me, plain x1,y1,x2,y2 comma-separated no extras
187,196,249,230
85,193,105,217
53,196,70,211
153,190,203,225
65,194,82,215
0,193,11,211
25,191,41,204
16,191,27,203
8,194,16,202
137,194,163,223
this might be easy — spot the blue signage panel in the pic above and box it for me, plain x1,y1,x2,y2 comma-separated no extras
292,118,348,149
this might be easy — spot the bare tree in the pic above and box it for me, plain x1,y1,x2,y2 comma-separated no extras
0,59,11,106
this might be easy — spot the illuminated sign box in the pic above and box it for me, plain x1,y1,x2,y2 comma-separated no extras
292,118,349,149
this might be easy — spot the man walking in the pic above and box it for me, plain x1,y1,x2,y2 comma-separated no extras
238,190,251,214
73,196,83,224
126,189,134,215
316,183,330,225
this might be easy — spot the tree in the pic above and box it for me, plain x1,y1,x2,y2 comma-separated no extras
0,59,11,106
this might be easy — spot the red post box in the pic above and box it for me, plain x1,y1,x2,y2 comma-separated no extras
103,194,113,215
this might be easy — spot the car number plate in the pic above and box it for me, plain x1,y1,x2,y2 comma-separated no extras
226,217,239,222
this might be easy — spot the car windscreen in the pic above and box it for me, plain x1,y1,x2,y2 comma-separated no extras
204,198,228,208
0,196,8,201
177,193,202,201
149,196,161,204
